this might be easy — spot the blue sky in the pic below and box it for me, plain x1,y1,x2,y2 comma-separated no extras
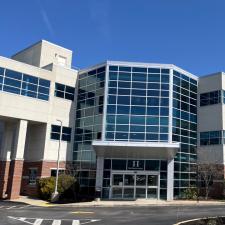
0,0,225,76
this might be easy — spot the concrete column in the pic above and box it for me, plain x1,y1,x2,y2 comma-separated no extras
95,156,104,198
7,120,28,199
0,122,14,199
167,158,174,201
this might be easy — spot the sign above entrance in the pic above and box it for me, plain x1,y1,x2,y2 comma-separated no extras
127,160,144,170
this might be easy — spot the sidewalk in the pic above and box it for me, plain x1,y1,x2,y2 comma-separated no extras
10,196,225,208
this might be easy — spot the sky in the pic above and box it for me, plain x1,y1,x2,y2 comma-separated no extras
0,0,225,76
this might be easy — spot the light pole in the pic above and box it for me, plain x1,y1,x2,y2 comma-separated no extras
51,119,63,202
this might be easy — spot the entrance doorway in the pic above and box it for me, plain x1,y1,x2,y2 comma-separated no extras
110,171,159,199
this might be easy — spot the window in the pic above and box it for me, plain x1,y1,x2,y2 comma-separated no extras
200,90,221,106
28,168,37,185
200,130,222,145
0,68,50,101
51,125,72,142
55,83,75,101
51,169,65,177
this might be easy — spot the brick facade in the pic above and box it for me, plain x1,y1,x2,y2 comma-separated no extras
21,161,67,197
7,160,24,199
0,160,69,199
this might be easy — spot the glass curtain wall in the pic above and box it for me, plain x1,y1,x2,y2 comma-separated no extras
106,65,170,142
73,66,106,194
172,70,198,198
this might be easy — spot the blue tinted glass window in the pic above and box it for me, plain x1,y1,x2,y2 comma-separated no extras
148,74,160,82
21,90,37,98
146,133,158,141
132,89,146,96
39,79,50,87
132,73,147,82
160,117,168,125
132,67,147,73
119,72,131,81
107,115,115,123
117,96,130,105
108,95,117,104
38,93,49,101
148,68,160,73
0,67,4,75
109,66,118,71
130,126,145,132
23,74,38,84
146,126,159,132
130,133,145,140
160,107,169,116
132,97,146,105
147,98,159,106
118,88,130,95
161,75,169,83
109,81,117,87
4,78,21,88
118,81,130,88
161,98,169,106
119,66,131,72
116,115,129,124
148,90,160,97
117,105,130,114
108,88,117,94
3,85,20,94
109,72,117,80
131,106,145,115
38,86,49,95
147,107,159,115
107,105,116,114
130,116,145,124
148,83,160,89
116,125,129,132
132,82,146,89
5,69,22,80
146,117,159,125
115,133,128,140
161,69,170,74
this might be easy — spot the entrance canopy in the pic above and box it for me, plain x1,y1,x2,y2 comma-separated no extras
92,141,180,160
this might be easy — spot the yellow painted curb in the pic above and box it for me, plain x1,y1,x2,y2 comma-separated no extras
36,203,56,207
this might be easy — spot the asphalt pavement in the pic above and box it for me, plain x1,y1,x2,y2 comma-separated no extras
1,201,225,225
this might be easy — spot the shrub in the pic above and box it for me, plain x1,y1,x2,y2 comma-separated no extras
37,174,79,201
183,187,197,200
37,176,55,201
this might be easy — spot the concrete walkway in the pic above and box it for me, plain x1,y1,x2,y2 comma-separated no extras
8,196,225,207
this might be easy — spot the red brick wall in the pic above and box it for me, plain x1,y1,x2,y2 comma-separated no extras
7,160,24,199
21,161,67,197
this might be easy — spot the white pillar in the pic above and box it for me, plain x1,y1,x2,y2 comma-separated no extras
95,156,104,195
11,120,28,160
0,122,14,161
167,158,174,201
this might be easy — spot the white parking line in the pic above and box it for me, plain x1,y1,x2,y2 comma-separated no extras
34,219,43,225
6,206,17,209
17,205,30,209
52,220,61,225
72,220,80,225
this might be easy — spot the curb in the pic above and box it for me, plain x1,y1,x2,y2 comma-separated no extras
174,216,225,225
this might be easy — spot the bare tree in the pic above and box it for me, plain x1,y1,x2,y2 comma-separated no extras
196,148,224,200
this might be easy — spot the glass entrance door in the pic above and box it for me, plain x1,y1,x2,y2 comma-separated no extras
147,175,158,199
111,172,159,199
